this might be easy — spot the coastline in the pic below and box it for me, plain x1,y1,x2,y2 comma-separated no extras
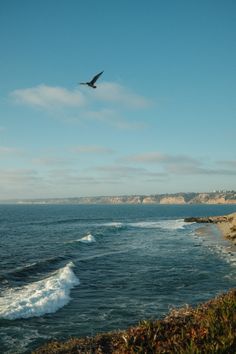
32,211,236,353
185,212,236,245
216,214,236,245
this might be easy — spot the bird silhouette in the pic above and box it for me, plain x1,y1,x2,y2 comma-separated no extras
80,71,104,88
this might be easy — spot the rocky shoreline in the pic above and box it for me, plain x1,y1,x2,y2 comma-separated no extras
185,212,236,245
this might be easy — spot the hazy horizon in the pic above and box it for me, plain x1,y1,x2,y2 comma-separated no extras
1,190,235,203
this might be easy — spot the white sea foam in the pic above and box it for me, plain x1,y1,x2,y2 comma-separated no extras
214,245,236,266
103,222,124,228
79,234,96,243
129,219,187,230
0,262,79,320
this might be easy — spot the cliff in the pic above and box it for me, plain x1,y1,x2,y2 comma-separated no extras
11,191,236,205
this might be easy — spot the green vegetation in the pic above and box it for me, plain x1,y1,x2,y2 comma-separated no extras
33,289,236,353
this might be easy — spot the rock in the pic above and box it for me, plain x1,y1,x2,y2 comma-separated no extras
184,217,213,223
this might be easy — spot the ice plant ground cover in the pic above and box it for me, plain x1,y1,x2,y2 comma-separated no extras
33,289,236,353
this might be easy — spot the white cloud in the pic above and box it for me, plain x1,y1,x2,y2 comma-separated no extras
92,82,151,108
10,82,151,111
9,82,151,130
11,85,86,109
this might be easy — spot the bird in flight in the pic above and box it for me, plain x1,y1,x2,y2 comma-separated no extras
80,71,104,88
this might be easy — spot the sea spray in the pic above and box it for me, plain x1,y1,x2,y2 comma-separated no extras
0,262,79,320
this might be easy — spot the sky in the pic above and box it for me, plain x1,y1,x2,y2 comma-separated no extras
0,0,236,199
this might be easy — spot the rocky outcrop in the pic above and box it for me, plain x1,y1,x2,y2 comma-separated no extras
184,215,230,223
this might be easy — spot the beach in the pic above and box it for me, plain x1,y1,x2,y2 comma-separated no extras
216,213,236,245
185,212,236,245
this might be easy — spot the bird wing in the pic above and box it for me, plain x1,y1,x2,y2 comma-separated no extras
90,71,104,85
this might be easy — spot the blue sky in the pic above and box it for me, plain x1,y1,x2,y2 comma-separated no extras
0,0,236,199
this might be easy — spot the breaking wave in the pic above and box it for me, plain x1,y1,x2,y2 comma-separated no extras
101,219,189,230
0,262,79,320
78,234,96,243
102,222,124,228
128,219,187,230
2,256,68,282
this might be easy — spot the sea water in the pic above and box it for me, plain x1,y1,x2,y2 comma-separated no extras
0,204,236,353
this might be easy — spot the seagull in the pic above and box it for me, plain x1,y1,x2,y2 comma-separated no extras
80,71,104,88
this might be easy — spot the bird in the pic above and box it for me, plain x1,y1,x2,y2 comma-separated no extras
79,71,104,88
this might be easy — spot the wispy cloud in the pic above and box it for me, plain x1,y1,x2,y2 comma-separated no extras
72,145,115,155
165,164,236,176
217,160,236,168
10,82,151,130
123,152,198,165
122,151,236,176
10,82,151,110
95,165,166,180
0,168,40,185
96,165,149,176
0,146,24,156
31,156,72,167
91,82,152,108
83,108,146,130
11,85,86,109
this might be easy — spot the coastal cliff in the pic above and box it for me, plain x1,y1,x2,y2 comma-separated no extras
9,190,236,205
185,212,236,245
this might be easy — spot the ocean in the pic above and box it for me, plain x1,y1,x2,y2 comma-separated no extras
0,204,236,353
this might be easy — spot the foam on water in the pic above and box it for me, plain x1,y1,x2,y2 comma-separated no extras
0,262,79,320
213,245,236,266
78,233,96,243
129,219,188,230
103,222,124,228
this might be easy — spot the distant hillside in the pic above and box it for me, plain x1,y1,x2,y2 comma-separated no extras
7,191,236,205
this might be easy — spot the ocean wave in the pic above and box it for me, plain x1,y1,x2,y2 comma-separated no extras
213,245,236,266
102,222,124,228
101,219,189,230
0,262,79,320
78,234,96,243
64,233,96,244
2,256,68,282
128,219,187,230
